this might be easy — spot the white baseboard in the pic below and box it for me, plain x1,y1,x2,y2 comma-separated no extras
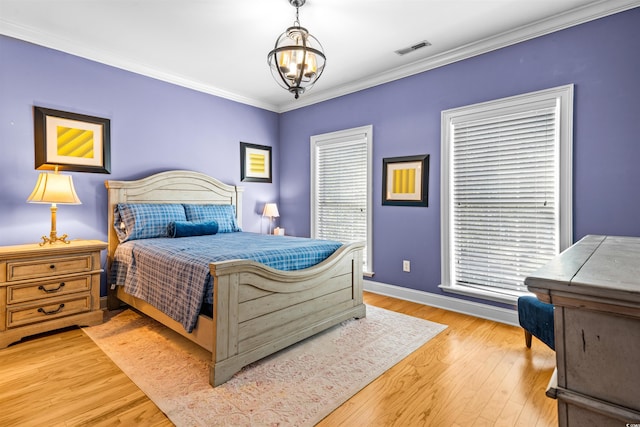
364,280,519,327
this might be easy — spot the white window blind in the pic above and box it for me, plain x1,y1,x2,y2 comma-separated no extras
452,108,558,292
311,126,372,273
441,85,573,302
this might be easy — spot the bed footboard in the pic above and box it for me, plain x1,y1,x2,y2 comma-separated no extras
209,241,366,386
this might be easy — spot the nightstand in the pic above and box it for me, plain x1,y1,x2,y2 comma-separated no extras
0,240,107,348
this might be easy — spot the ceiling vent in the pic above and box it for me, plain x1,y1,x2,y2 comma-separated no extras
394,40,432,56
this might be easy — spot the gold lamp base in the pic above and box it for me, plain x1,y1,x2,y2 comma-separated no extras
38,204,71,246
39,233,71,246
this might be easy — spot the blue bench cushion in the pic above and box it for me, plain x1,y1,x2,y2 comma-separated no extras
517,295,555,350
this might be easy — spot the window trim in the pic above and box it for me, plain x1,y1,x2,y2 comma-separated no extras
440,85,573,303
310,125,373,275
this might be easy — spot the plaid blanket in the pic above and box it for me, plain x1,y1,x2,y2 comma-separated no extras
110,232,342,332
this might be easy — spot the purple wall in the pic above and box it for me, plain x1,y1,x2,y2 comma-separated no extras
2,8,639,306
279,8,640,307
0,36,279,295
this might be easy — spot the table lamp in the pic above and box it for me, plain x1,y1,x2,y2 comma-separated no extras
27,167,82,245
262,203,280,234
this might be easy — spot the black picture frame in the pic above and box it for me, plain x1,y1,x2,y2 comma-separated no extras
240,142,272,183
34,106,111,174
382,154,429,206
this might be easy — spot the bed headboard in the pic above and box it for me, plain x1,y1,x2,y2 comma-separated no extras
104,170,244,270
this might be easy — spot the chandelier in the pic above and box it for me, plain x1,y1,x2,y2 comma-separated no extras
267,0,326,99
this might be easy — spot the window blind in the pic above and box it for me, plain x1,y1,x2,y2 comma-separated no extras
313,136,369,270
451,108,558,292
311,125,373,273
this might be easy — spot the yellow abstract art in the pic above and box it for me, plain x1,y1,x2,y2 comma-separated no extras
383,154,429,206
57,126,95,159
249,153,266,174
241,142,272,182
392,168,416,194
34,106,110,173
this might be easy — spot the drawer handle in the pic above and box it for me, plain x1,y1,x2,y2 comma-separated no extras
38,283,65,293
38,304,65,315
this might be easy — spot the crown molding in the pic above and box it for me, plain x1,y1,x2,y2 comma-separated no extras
2,0,638,114
277,0,640,112
0,19,281,112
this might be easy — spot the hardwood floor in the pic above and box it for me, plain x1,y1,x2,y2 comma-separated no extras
0,292,556,426
319,293,557,427
0,326,171,427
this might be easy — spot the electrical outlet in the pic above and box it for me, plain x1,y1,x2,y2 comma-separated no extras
403,260,410,272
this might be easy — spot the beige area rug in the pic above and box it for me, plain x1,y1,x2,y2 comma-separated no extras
83,305,446,426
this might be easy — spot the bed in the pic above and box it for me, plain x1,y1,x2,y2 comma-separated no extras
105,170,366,386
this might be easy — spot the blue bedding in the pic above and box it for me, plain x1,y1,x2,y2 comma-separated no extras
110,232,343,332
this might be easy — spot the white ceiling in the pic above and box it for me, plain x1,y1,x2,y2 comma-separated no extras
1,0,638,112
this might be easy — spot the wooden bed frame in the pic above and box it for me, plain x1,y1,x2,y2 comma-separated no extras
105,170,366,386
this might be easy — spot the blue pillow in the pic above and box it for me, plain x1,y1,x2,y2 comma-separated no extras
114,203,186,242
182,204,241,233
168,220,218,238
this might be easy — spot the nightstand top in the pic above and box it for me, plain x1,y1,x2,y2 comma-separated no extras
0,239,107,258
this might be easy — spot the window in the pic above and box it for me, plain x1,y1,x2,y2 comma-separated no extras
441,85,573,303
311,125,373,274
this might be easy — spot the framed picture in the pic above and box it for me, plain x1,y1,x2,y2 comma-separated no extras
382,154,429,206
240,142,272,183
34,106,111,173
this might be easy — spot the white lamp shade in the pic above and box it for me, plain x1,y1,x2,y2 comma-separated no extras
262,203,279,218
27,172,82,205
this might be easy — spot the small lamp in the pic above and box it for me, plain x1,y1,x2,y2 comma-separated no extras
262,203,280,234
27,167,82,245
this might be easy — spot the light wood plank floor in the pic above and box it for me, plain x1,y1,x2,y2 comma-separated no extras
0,292,556,426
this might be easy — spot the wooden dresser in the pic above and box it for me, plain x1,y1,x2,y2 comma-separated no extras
0,240,107,348
525,235,640,426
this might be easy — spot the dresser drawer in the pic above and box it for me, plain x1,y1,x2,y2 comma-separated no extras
6,276,92,305
6,255,93,281
561,400,626,427
562,307,640,410
7,295,92,328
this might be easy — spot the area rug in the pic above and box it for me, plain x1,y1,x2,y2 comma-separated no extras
83,305,446,426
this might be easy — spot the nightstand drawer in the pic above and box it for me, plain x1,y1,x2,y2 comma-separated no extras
7,276,92,304
6,255,93,281
0,240,106,348
7,295,92,328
